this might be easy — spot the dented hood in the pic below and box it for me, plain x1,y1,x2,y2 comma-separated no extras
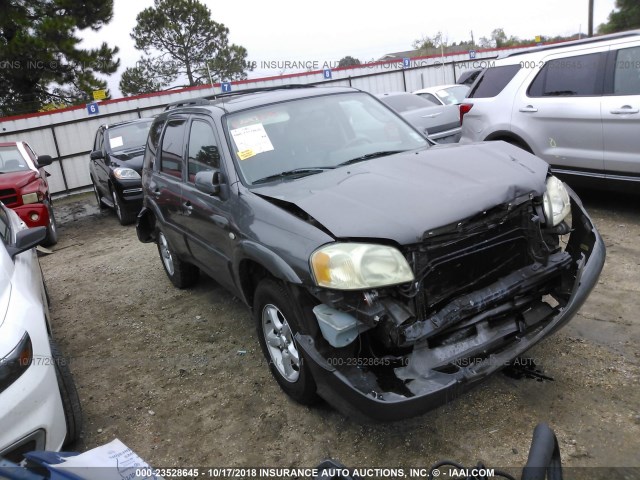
251,142,549,245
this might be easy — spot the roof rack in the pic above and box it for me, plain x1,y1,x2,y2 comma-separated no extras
164,97,211,111
501,30,640,59
206,84,315,100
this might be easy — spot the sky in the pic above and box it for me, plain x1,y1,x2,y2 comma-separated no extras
80,0,619,96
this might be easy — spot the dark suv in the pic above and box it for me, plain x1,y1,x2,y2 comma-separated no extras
90,118,153,224
137,85,605,421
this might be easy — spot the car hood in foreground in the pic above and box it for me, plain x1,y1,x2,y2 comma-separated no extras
0,171,39,190
109,150,145,173
252,142,549,245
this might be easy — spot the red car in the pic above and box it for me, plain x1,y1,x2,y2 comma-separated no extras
0,142,57,245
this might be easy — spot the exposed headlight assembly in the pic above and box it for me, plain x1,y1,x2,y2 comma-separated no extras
311,243,414,290
543,176,571,227
113,167,141,180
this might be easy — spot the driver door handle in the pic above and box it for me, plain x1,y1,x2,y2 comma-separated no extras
610,106,639,114
519,105,538,113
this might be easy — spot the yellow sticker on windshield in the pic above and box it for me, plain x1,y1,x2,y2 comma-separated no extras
237,149,256,160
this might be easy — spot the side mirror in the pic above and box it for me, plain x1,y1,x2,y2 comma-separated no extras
6,227,47,259
36,155,53,167
194,169,223,196
90,150,104,160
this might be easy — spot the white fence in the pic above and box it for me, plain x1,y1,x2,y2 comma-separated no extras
0,46,525,195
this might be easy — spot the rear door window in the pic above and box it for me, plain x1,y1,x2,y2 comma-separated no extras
468,65,521,98
528,52,606,97
159,118,187,178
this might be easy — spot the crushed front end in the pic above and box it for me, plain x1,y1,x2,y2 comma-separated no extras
296,185,605,421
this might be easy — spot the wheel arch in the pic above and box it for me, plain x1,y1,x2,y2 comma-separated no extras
136,207,157,243
234,242,303,308
484,130,534,153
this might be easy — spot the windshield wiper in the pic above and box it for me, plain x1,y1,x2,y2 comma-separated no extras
337,150,405,167
252,167,333,185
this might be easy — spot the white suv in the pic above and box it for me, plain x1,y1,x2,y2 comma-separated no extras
459,30,640,192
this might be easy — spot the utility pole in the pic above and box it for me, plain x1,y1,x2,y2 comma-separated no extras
470,30,475,46
588,0,594,37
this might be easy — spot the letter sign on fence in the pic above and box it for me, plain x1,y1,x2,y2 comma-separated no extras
469,50,477,59
323,69,332,79
221,82,232,93
403,58,411,68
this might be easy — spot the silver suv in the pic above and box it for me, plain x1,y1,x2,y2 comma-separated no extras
459,30,640,192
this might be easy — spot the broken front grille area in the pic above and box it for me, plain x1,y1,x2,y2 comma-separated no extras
403,200,553,325
0,188,18,207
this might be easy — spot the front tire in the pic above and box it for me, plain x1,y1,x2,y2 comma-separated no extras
254,279,318,405
42,203,58,246
92,178,106,210
50,339,82,446
156,230,198,288
111,185,136,225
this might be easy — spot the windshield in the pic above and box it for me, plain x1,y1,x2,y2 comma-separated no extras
0,146,32,174
225,92,427,185
107,120,153,153
435,85,470,105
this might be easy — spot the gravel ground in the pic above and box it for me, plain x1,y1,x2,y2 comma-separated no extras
41,189,639,478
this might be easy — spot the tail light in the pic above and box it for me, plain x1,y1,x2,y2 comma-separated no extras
459,103,474,124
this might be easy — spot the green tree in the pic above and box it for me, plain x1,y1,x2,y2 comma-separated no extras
599,0,640,33
338,56,361,67
120,58,175,96
121,0,252,95
0,0,119,115
413,32,448,53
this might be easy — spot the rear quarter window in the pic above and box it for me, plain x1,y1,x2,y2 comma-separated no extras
613,46,640,95
143,120,164,170
159,118,187,178
468,65,521,98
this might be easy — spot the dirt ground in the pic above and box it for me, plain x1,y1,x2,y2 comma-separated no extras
40,189,639,477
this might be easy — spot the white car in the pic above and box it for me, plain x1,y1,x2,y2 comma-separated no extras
0,202,81,462
413,84,470,106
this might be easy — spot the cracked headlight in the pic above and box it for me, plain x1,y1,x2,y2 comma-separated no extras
311,243,414,290
113,167,140,180
543,176,571,227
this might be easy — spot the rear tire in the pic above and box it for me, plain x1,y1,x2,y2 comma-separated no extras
156,230,199,288
111,185,136,225
50,339,82,446
254,278,318,405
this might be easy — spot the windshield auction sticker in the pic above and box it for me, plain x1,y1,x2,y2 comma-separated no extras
109,136,124,149
230,123,274,160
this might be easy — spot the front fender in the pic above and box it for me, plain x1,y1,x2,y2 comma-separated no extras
233,240,303,285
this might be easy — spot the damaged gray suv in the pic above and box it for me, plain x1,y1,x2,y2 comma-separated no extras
137,85,605,421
